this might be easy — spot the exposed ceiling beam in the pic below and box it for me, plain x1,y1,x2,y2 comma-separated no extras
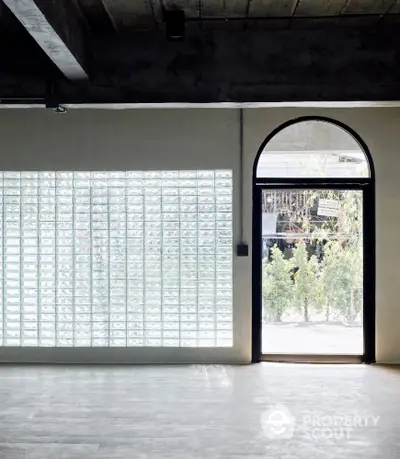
247,0,298,17
343,0,394,14
200,0,248,18
101,0,154,32
295,0,347,16
2,0,88,80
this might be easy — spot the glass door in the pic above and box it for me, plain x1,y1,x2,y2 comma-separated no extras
261,188,364,355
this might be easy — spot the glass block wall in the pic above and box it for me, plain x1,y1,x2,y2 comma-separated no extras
0,171,233,347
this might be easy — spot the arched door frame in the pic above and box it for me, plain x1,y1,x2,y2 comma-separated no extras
252,116,375,363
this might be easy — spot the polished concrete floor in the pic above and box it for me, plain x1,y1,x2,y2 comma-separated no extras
0,363,399,458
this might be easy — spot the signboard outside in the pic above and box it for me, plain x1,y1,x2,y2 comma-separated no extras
317,199,340,217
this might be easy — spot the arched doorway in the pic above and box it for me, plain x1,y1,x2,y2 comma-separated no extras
252,117,375,363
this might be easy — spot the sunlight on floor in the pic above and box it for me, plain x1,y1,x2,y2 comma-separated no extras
262,323,363,354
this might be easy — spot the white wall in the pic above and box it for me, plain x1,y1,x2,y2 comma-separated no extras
244,107,400,364
0,107,399,363
0,109,248,363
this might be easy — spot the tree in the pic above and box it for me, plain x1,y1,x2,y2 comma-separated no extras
262,189,364,323
262,246,293,322
291,242,320,322
319,240,362,322
320,241,345,321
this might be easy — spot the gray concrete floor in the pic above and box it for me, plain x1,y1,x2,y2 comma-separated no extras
0,364,399,458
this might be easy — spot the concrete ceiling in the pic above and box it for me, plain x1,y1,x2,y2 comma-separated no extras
1,0,400,105
74,0,400,32
3,0,400,36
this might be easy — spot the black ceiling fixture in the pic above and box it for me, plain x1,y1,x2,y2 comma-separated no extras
164,9,185,41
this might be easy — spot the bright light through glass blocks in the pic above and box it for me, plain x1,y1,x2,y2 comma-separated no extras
0,171,233,347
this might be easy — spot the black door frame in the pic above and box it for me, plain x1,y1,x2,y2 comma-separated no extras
252,117,375,364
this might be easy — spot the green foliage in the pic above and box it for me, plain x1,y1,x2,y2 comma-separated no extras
291,242,321,322
263,241,362,323
262,246,293,322
262,189,363,324
320,240,362,321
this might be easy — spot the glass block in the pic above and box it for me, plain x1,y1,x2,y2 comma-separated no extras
92,339,109,346
179,339,197,347
57,339,73,347
5,338,21,346
74,339,91,346
110,339,126,346
92,320,108,328
199,322,215,330
57,322,73,331
195,339,213,347
21,339,39,346
181,331,198,340
126,338,143,346
0,169,232,350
